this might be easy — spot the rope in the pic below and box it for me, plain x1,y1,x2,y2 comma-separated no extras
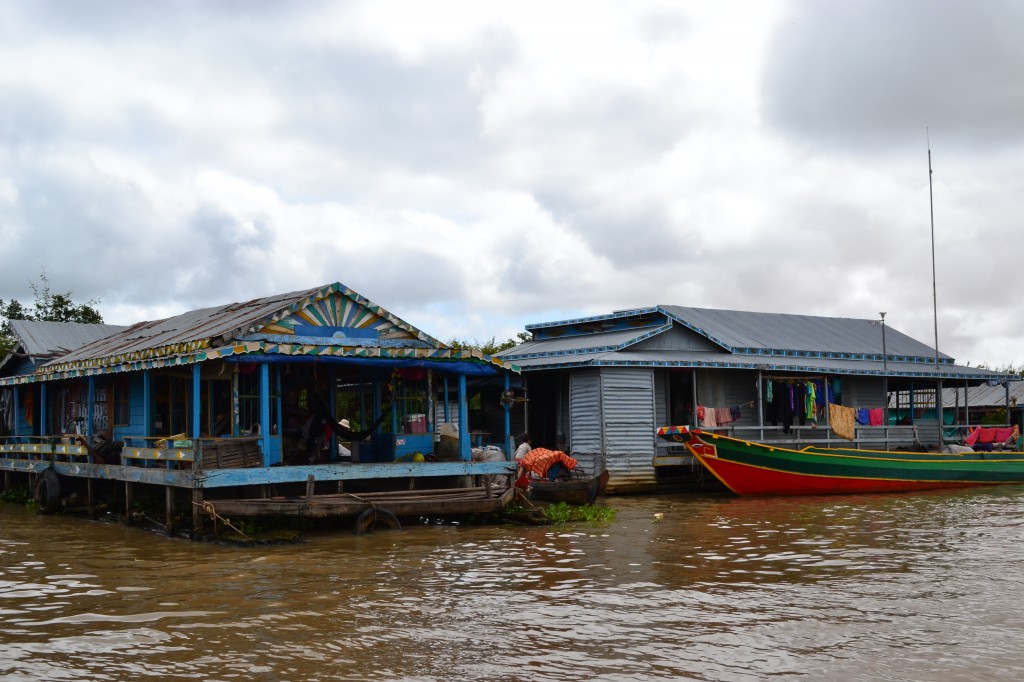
193,500,254,542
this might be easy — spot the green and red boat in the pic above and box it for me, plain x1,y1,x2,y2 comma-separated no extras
656,425,1024,496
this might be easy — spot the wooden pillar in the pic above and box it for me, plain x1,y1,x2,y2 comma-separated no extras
12,384,19,439
125,481,134,525
192,364,201,440
165,485,175,535
458,374,470,461
260,363,272,464
231,367,240,436
192,487,204,534
503,373,512,458
87,478,95,517
142,370,151,441
87,376,95,438
40,382,47,436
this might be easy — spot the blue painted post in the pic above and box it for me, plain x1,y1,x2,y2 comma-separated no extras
275,366,283,438
503,373,511,458
192,364,201,440
40,383,47,436
260,363,273,465
12,385,19,440
87,376,95,437
142,370,151,443
231,370,239,436
458,374,470,461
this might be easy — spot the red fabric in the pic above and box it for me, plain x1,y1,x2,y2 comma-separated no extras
978,428,998,444
994,427,1014,443
868,408,884,426
519,448,578,478
965,428,980,446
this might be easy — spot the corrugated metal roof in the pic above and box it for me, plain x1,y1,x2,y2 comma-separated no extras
521,305,949,361
504,305,995,379
499,327,663,359
658,306,947,360
511,348,1012,381
7,319,127,357
40,282,447,371
942,381,1024,408
49,286,322,367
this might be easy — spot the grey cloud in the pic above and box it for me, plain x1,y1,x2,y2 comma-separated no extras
761,0,1024,152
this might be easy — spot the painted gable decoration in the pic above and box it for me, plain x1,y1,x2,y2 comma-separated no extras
254,284,437,345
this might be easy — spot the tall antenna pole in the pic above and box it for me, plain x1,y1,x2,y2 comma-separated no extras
927,129,940,366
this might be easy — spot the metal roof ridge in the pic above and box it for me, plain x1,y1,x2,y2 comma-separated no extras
524,306,660,331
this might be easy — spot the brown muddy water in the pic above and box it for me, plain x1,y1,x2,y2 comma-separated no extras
3,488,1024,681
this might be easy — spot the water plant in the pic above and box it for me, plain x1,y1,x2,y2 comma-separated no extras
542,502,616,524
0,486,33,506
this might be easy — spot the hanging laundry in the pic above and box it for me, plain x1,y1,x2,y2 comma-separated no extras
855,408,870,425
868,408,884,426
829,403,856,441
702,407,718,428
805,382,817,421
730,405,742,421
715,407,734,425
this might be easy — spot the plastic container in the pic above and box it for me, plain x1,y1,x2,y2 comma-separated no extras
403,414,427,434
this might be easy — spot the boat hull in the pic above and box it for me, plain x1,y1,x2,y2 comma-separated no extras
529,470,609,504
656,426,1024,497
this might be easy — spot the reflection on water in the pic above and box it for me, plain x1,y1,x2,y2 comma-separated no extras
3,487,1024,681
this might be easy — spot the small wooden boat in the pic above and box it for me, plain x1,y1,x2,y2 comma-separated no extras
529,469,609,504
656,425,1024,496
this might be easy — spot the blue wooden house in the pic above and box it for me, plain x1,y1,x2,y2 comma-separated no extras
0,283,521,532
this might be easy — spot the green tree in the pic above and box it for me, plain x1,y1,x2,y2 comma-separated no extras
0,271,103,355
446,331,530,356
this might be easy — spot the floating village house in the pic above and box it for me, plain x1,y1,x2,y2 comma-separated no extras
0,283,521,531
496,306,1018,492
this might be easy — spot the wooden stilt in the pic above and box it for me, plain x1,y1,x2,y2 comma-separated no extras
87,478,95,517
124,482,134,525
192,487,204,535
165,486,174,535
305,474,315,503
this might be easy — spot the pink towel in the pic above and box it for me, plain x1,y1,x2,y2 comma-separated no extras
868,408,884,426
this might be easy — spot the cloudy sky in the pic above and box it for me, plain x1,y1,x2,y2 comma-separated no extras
2,0,1022,366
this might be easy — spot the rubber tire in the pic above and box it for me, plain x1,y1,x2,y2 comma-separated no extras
33,468,62,515
353,507,401,535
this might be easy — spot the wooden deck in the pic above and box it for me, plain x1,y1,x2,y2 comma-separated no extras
203,485,516,519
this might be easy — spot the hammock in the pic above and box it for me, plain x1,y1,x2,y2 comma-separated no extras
310,389,390,441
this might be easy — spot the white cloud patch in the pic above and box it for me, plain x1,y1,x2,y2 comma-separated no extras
0,0,1022,367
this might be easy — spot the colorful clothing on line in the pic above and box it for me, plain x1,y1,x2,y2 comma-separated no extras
868,408,884,426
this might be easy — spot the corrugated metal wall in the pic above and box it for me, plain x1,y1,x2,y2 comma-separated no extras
569,370,602,457
843,376,886,409
599,367,657,489
654,369,669,426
